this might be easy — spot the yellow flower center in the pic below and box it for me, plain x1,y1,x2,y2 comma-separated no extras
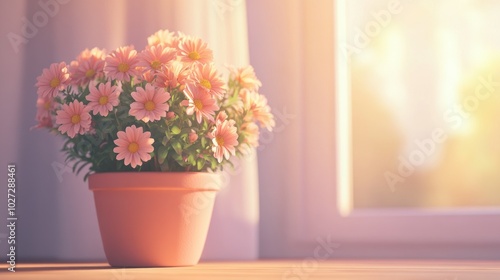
43,101,51,110
85,69,96,78
144,101,156,111
50,77,60,88
128,142,139,153
71,114,81,124
200,79,212,89
151,60,161,70
216,136,224,147
118,62,130,73
194,99,203,110
98,96,108,105
188,51,201,60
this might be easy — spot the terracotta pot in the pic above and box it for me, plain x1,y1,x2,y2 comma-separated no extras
88,172,221,267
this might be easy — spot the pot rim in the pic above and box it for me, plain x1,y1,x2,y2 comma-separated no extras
88,172,222,191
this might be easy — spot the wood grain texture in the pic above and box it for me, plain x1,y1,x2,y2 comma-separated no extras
1,260,499,280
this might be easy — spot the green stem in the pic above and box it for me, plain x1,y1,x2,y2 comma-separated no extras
114,110,121,130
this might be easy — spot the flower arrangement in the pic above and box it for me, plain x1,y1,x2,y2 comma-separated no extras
34,30,275,179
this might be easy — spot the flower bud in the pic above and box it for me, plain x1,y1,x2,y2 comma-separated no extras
189,129,198,143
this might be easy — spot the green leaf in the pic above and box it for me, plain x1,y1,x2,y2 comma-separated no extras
171,126,181,135
72,161,80,173
76,161,91,175
210,158,217,170
172,141,183,155
187,154,196,166
196,159,205,170
117,160,124,170
200,136,207,147
83,172,91,182
157,146,168,164
172,153,184,166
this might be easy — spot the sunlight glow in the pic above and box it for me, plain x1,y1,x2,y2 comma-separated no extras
344,0,500,209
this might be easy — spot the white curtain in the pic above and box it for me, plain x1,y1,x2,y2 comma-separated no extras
246,0,336,257
0,0,258,261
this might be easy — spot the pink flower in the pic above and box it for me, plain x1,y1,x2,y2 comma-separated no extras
86,81,121,116
69,48,106,86
138,45,177,73
138,69,155,83
215,111,228,123
178,37,213,65
55,101,91,138
76,47,106,60
188,63,225,98
129,84,171,122
33,96,55,129
36,62,71,98
155,61,189,90
104,46,141,81
147,29,177,48
229,65,262,91
36,96,54,120
113,125,154,168
181,84,219,123
33,116,53,129
166,111,176,120
241,122,259,148
189,129,198,143
211,119,239,163
240,89,275,131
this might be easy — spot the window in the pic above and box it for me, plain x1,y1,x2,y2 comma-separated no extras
289,0,500,258
346,0,500,209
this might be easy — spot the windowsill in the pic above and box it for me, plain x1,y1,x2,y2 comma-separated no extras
2,260,499,279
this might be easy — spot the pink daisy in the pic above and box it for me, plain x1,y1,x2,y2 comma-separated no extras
188,63,226,98
240,89,275,131
138,69,155,83
129,84,171,122
34,96,55,129
215,111,228,123
33,115,53,129
85,81,121,116
155,61,189,90
229,65,262,91
104,46,141,81
171,31,186,50
69,48,106,86
211,119,239,163
76,47,106,60
113,125,154,168
55,100,91,138
178,37,213,65
35,62,71,98
241,122,260,148
181,84,219,123
36,96,54,120
147,29,176,48
138,45,177,73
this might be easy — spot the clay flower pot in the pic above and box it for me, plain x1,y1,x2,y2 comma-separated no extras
88,172,221,267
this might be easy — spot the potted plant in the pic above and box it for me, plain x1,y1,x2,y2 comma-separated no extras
33,29,275,267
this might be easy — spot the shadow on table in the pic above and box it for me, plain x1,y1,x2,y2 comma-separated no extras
13,263,111,272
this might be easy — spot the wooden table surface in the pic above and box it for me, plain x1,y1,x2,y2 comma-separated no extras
1,260,499,280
